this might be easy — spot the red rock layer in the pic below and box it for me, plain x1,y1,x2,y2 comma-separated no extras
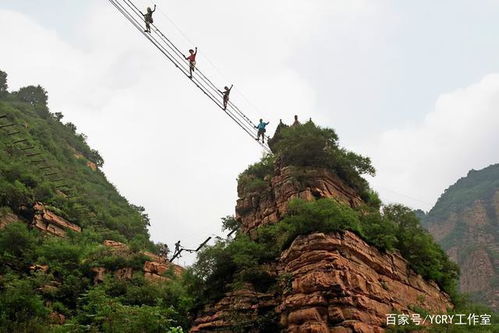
278,231,452,333
32,202,81,237
190,287,277,332
190,231,452,333
237,167,363,234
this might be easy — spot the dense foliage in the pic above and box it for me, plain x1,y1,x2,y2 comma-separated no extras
0,222,189,332
0,70,151,243
238,121,376,203
274,121,374,195
0,70,187,332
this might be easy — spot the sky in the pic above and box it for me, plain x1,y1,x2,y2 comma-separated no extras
1,0,498,265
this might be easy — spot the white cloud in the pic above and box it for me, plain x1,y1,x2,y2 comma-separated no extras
365,74,499,210
0,1,339,265
4,0,496,267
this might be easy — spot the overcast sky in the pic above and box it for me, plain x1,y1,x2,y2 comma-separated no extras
1,0,498,265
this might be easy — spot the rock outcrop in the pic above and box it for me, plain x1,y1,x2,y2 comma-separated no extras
191,231,452,333
278,232,451,332
192,161,453,332
1,203,81,237
32,202,81,237
91,240,184,284
191,287,277,332
237,166,363,234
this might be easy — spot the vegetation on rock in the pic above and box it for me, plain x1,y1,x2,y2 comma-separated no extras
0,70,188,332
0,70,150,243
238,121,377,204
189,199,460,308
422,164,499,310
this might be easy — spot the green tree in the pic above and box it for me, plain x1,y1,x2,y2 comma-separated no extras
0,222,37,272
0,276,49,331
16,85,48,106
0,70,8,97
54,112,64,121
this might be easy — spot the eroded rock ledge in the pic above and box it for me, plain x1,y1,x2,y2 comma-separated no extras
237,167,363,234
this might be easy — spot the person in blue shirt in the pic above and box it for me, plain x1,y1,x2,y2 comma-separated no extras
255,119,270,143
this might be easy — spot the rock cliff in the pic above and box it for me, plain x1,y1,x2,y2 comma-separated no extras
192,162,453,332
32,202,81,236
236,166,363,235
191,230,452,333
423,164,499,310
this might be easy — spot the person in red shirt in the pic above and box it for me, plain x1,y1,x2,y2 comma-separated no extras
185,47,197,79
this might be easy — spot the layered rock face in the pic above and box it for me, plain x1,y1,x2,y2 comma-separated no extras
191,231,452,333
192,165,453,332
278,232,451,333
0,202,81,237
32,202,81,237
423,165,499,310
236,166,363,234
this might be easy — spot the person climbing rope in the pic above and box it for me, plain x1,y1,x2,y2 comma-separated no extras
218,85,233,110
185,47,198,79
141,5,156,33
255,119,269,143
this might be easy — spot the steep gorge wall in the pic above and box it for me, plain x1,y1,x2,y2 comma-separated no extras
426,196,498,310
423,165,499,310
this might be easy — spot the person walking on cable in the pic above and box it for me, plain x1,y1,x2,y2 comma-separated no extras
141,5,156,33
218,85,233,110
255,119,270,143
174,240,182,257
185,47,198,79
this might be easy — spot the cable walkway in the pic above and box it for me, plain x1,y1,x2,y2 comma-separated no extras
108,0,271,153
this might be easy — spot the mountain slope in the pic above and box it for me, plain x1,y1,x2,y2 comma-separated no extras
423,164,499,310
0,75,151,244
0,70,191,332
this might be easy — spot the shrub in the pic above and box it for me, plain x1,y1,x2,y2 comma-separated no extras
0,222,37,272
272,121,374,193
237,154,275,195
0,276,49,329
75,286,181,333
